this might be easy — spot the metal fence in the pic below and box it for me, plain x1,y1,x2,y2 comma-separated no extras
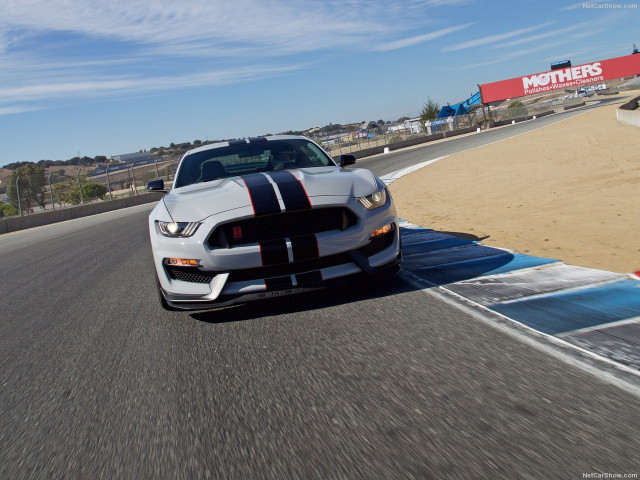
313,101,561,157
1,159,179,218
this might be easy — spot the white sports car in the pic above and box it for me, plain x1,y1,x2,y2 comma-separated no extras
147,135,401,311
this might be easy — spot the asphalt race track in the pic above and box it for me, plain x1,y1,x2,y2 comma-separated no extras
2,103,640,478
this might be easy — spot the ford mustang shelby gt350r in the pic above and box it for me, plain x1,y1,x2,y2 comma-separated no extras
147,135,401,311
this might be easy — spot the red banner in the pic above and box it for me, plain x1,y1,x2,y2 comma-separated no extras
479,54,640,104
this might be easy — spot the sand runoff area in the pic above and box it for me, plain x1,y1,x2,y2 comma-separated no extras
388,92,640,274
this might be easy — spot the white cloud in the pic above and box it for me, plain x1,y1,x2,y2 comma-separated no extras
545,50,588,62
1,0,476,113
0,0,386,54
460,42,566,70
560,2,583,11
375,24,474,52
489,21,594,50
571,30,605,39
0,63,309,104
0,105,40,115
0,0,481,57
444,22,556,51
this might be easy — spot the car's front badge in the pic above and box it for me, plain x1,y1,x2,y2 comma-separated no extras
233,226,243,240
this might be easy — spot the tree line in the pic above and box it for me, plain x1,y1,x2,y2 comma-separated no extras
4,156,108,171
4,115,424,171
1,164,107,217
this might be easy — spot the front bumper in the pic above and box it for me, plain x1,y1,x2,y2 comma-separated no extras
159,236,402,310
150,196,401,311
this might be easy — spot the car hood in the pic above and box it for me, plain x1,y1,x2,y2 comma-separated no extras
162,167,379,222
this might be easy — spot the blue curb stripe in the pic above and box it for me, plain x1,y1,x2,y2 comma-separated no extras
397,221,640,371
401,231,457,245
403,243,511,269
415,253,558,286
490,280,640,335
403,237,474,255
445,263,624,306
399,227,435,237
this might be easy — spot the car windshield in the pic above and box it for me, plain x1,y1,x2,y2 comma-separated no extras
174,138,335,188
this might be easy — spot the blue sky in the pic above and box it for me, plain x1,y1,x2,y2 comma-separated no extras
0,0,637,165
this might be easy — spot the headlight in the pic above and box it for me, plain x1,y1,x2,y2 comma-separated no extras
357,187,387,210
157,221,201,237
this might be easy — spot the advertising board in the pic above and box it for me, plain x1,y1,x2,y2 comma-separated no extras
479,54,640,104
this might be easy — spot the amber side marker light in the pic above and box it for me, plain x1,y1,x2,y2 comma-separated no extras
370,223,393,238
168,258,200,266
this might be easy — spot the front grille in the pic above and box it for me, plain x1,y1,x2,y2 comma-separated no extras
358,229,395,257
166,266,217,284
209,207,357,248
228,252,353,282
168,229,393,285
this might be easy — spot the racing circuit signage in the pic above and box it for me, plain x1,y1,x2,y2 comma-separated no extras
522,63,603,94
479,54,640,103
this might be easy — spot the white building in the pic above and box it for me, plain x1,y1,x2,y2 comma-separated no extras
386,118,422,134
111,151,151,163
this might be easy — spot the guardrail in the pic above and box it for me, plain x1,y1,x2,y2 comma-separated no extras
316,103,557,157
320,103,556,157
0,192,163,234
1,159,179,221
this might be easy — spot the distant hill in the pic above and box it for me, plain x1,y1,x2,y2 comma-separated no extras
2,119,404,170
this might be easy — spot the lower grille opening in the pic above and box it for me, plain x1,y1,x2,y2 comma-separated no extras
167,266,217,284
228,252,353,282
359,229,395,257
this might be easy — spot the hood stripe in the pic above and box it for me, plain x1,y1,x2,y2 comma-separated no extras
241,174,280,216
266,171,311,211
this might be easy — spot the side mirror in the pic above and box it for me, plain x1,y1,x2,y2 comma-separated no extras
147,179,167,192
339,154,356,167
